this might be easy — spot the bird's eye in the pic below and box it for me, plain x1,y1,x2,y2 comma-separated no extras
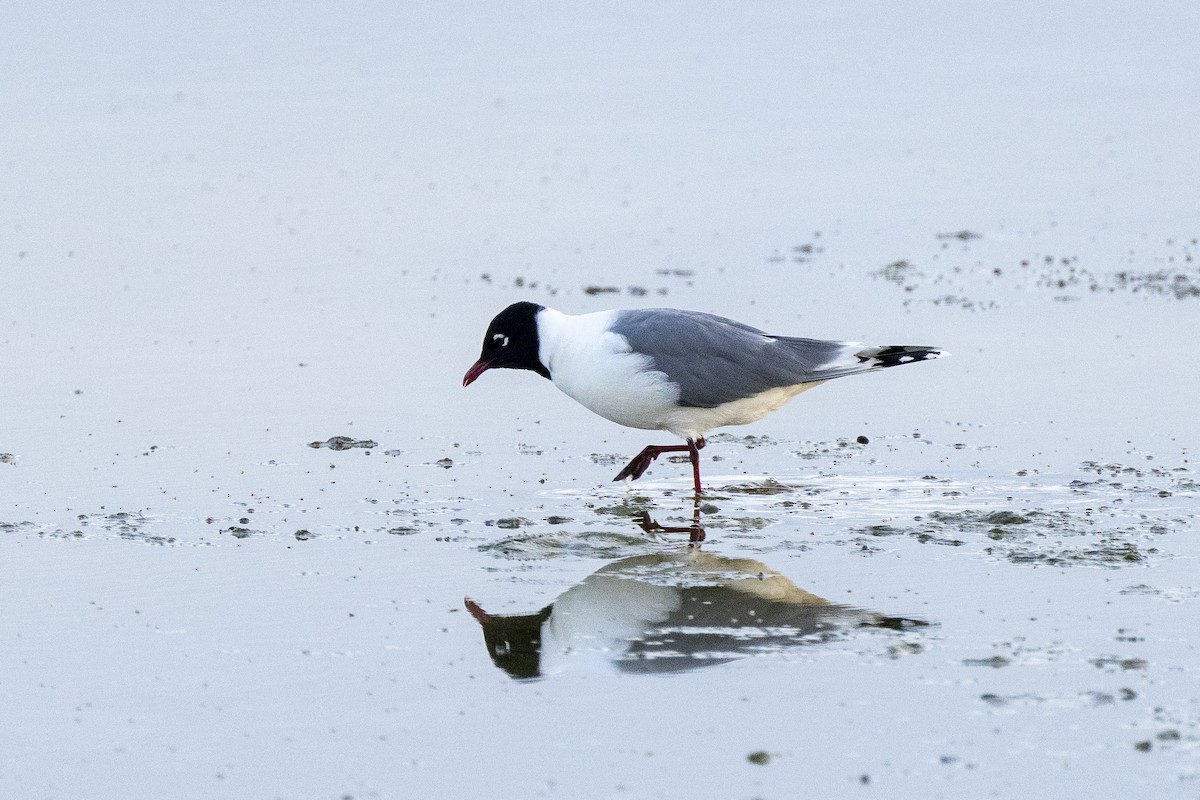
492,333,509,347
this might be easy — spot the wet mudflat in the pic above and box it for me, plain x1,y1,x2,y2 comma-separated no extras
3,4,1199,799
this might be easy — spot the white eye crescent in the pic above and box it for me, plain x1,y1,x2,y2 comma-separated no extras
492,333,509,347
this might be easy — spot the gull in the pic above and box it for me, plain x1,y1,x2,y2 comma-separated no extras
463,302,942,494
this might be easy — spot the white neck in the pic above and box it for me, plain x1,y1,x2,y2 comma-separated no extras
535,307,614,377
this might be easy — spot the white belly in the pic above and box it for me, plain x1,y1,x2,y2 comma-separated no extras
550,340,681,431
659,382,821,439
539,309,679,430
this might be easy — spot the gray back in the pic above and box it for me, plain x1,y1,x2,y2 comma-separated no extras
610,309,845,408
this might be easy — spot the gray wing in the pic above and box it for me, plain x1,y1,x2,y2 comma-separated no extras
609,309,849,408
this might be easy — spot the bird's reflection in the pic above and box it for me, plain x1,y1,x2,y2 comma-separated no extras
466,511,928,680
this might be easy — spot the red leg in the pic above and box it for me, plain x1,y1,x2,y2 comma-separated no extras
613,436,707,494
613,443,690,482
687,437,705,496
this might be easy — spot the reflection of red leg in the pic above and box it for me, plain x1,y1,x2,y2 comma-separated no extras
633,496,705,542
614,437,707,495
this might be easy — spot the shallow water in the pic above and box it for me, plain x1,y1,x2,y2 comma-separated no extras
3,3,1200,799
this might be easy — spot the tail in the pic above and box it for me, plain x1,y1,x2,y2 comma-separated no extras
786,339,944,383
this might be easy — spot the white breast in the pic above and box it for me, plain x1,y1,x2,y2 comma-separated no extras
537,308,680,431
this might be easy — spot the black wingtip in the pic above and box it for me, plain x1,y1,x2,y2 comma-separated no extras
857,345,943,368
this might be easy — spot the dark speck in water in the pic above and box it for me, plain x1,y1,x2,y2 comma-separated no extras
309,436,377,451
963,655,1010,668
487,518,531,529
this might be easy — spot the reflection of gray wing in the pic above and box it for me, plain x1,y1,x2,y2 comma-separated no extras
610,309,848,408
614,587,922,676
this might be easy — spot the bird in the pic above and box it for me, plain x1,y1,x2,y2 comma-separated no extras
462,301,942,494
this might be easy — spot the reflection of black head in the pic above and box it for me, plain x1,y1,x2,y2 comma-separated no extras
467,601,553,680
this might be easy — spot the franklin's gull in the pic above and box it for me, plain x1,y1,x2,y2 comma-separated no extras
463,302,942,494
